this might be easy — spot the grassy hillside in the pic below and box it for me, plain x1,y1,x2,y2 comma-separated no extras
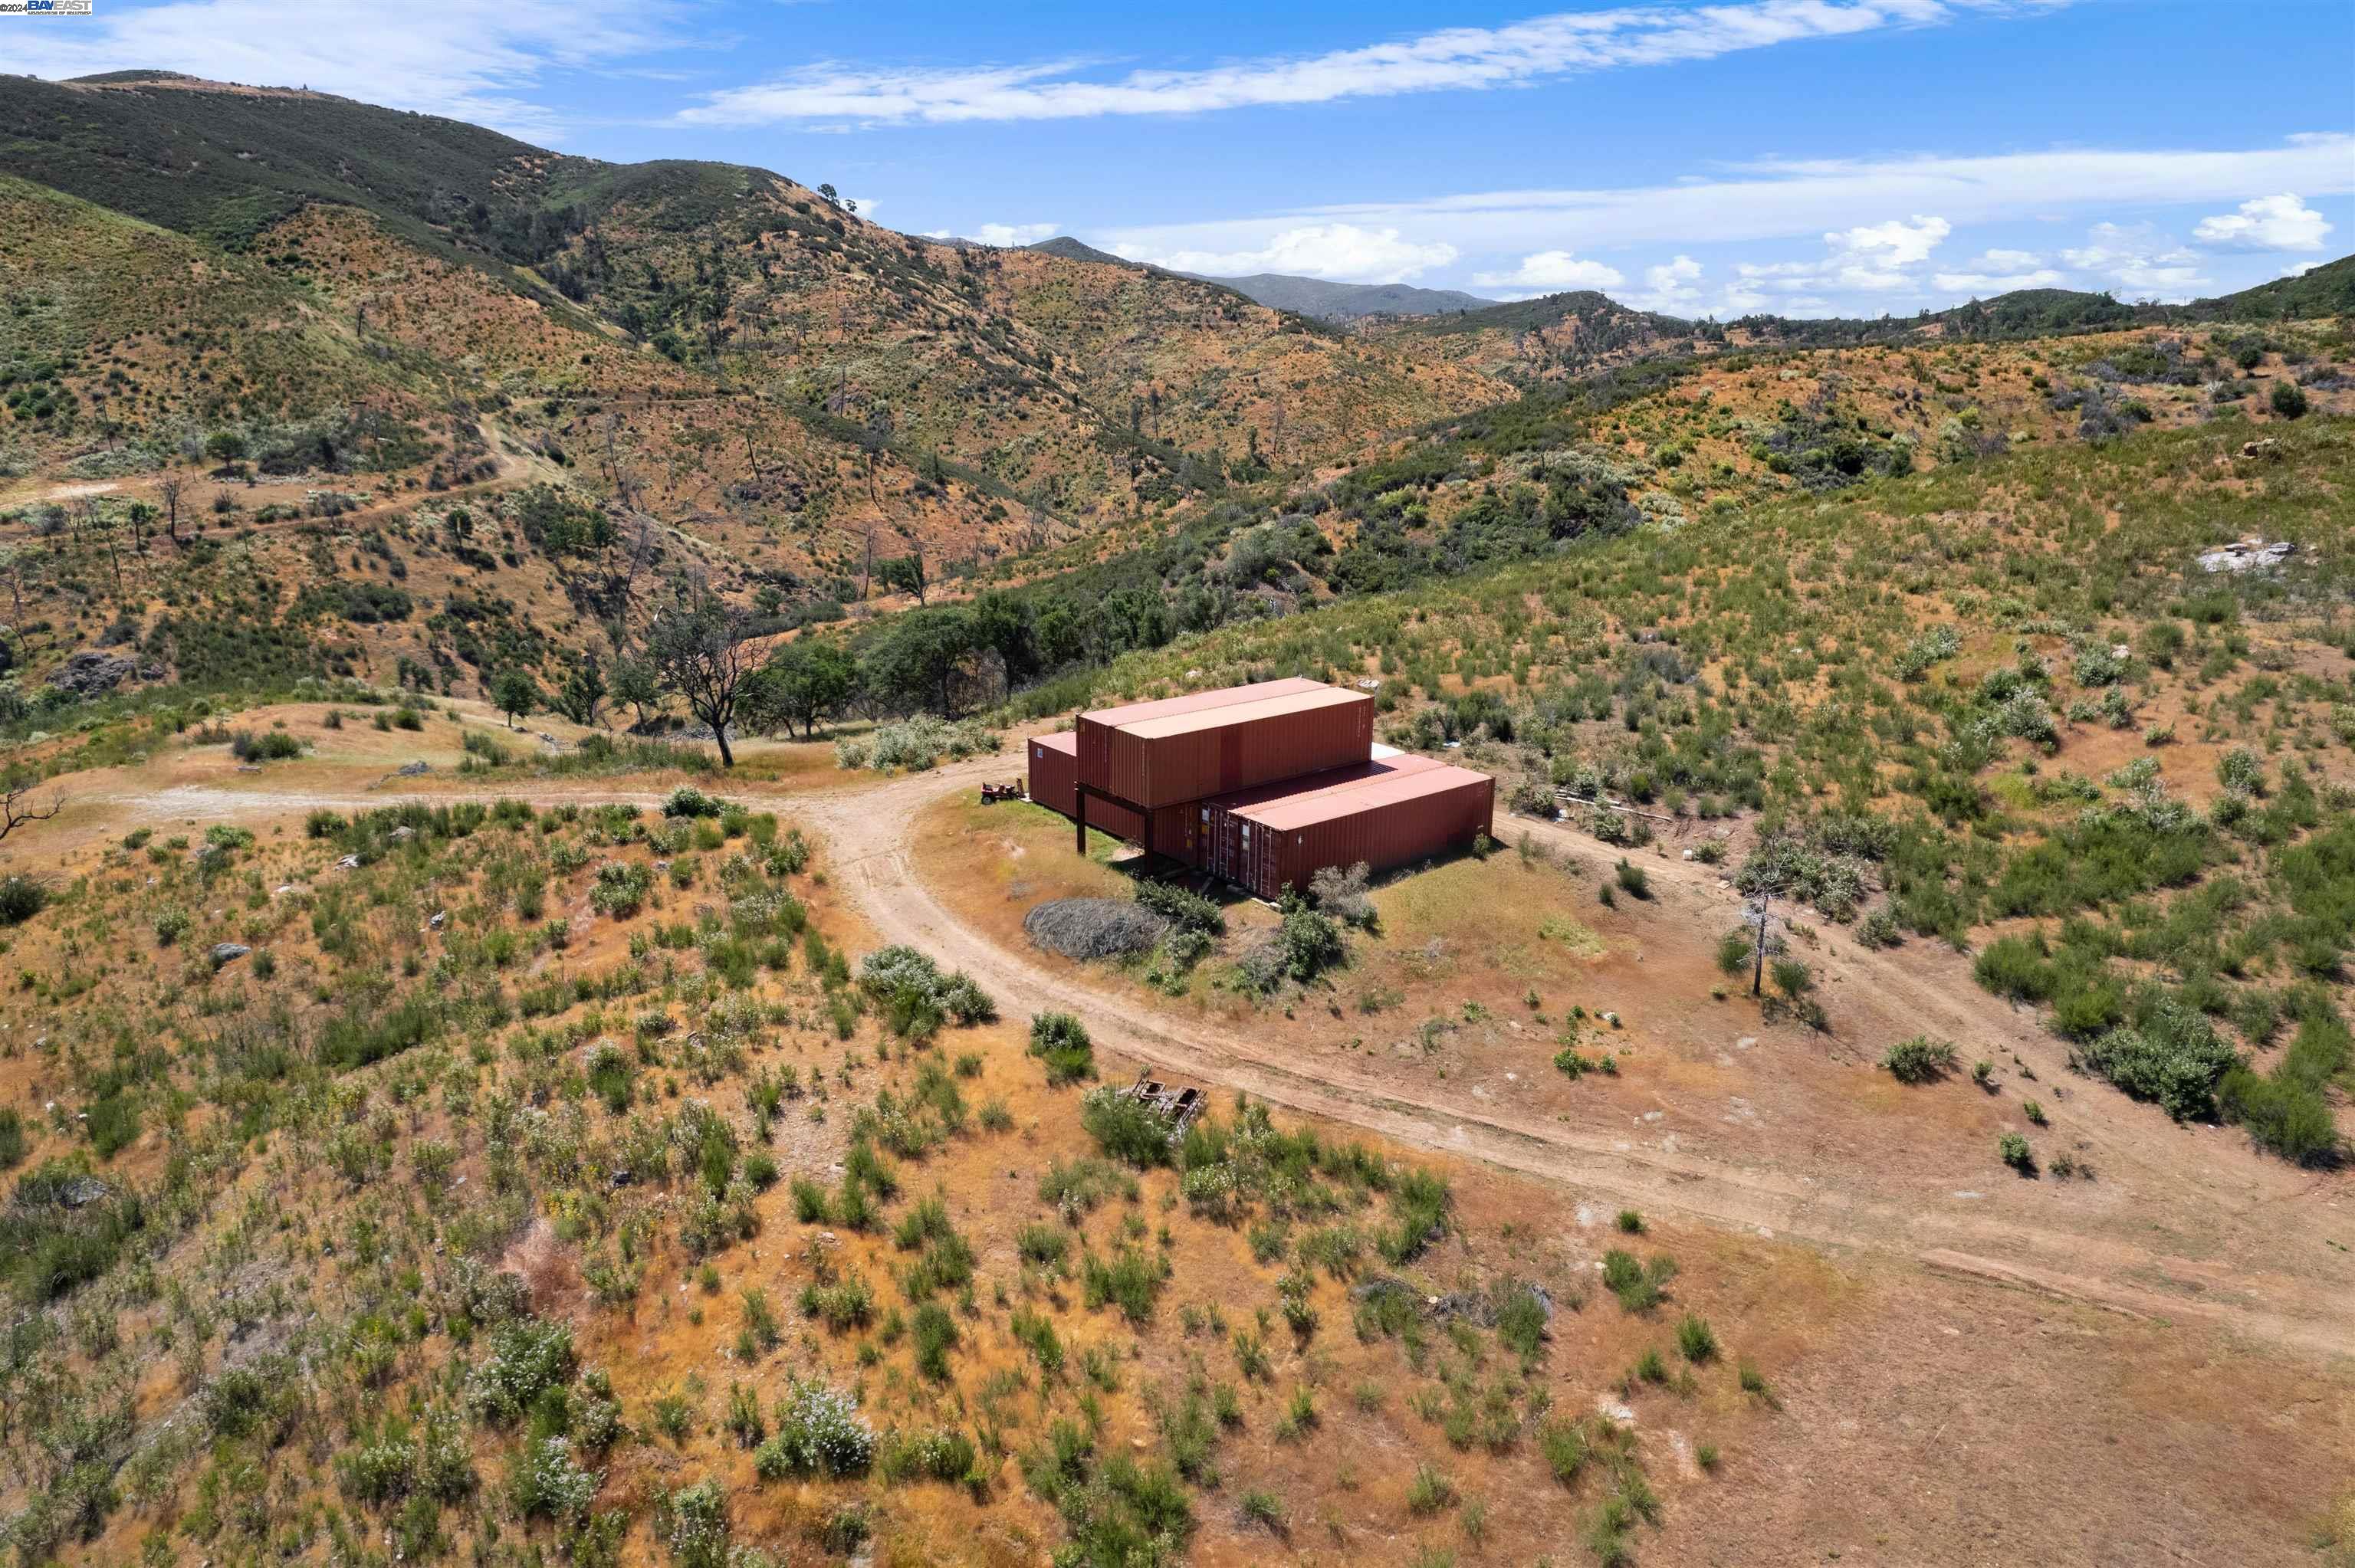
0,73,590,259
1006,414,2355,1165
0,776,1825,1568
0,74,1509,605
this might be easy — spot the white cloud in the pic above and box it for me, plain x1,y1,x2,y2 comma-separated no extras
1101,136,2354,279
974,221,1056,247
2061,222,2210,299
1720,212,1949,301
2192,192,2331,251
1471,250,1624,291
1121,223,1457,284
1931,248,2061,292
1825,214,1950,265
844,196,880,220
10,0,671,139
1627,254,1706,310
681,2,2066,126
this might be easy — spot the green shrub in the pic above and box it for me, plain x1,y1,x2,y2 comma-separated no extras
1135,878,1224,935
2078,1001,2235,1121
0,875,47,926
1080,1085,1172,1166
1029,1012,1095,1086
1713,931,1752,976
1882,1035,1959,1084
910,1301,958,1380
754,1380,875,1478
1080,1246,1164,1323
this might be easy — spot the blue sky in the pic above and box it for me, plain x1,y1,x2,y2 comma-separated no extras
13,0,2353,315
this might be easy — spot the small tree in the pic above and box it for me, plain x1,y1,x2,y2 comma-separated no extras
2269,379,2309,420
745,640,859,739
875,551,928,606
491,668,542,730
553,651,607,727
644,584,759,766
159,475,186,544
612,653,662,731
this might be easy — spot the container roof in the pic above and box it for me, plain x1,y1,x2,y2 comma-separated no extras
1116,684,1367,740
1237,762,1490,830
1032,731,1078,756
1081,676,1326,732
1207,753,1444,815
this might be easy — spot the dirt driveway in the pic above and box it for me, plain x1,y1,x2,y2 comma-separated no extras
44,745,2355,1360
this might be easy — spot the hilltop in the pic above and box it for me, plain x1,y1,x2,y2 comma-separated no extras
0,73,1511,700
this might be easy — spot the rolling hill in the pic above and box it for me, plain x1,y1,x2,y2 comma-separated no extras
0,72,1515,697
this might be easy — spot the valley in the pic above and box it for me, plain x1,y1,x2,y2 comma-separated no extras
0,61,2351,1568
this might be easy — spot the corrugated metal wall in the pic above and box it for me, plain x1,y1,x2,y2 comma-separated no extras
1200,756,1447,883
1106,691,1374,808
1075,677,1324,795
1250,773,1495,900
1026,736,1144,843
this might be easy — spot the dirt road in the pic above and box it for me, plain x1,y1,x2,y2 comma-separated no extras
56,749,2355,1359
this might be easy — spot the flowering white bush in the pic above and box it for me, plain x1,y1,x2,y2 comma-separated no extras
465,1319,573,1425
509,1435,596,1524
754,1380,875,1479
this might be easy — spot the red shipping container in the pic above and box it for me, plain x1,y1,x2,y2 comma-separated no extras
1076,676,1324,794
1026,733,1144,843
1102,686,1375,809
1197,752,1446,884
1226,763,1493,900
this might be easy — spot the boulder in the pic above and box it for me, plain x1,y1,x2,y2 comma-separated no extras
210,942,251,969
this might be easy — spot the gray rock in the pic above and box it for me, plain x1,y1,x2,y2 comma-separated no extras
396,760,432,777
210,942,251,969
58,1175,112,1209
47,649,136,697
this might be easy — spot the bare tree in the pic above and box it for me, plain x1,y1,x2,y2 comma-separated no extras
642,582,758,768
159,475,185,545
0,781,63,844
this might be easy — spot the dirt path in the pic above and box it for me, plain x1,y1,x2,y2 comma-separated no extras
56,754,2355,1359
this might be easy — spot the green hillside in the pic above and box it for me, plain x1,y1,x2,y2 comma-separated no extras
0,74,593,257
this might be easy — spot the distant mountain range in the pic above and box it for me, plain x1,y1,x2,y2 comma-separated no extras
1021,237,1496,321
1173,273,1499,320
1023,235,2355,336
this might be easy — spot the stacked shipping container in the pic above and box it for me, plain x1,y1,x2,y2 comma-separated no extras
1025,679,1493,897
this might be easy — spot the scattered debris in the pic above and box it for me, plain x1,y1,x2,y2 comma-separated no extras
2198,536,2295,573
1023,897,1168,959
1123,1069,1205,1140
